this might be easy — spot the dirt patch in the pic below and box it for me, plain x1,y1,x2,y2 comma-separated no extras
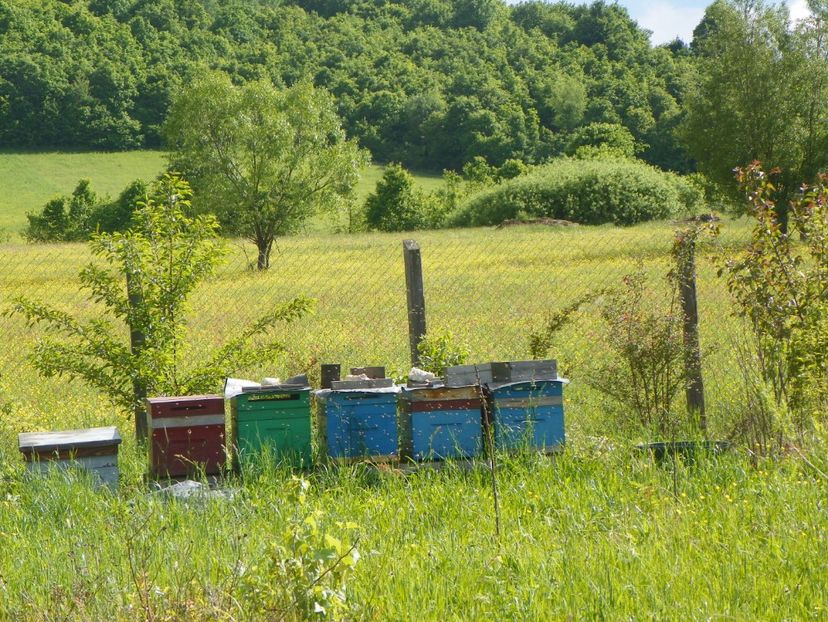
681,213,721,223
496,218,579,229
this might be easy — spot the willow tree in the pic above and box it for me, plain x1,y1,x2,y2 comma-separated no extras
165,73,368,269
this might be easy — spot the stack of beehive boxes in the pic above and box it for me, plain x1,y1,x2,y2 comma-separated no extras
146,395,226,478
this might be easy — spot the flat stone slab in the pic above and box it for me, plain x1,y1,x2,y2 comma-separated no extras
150,479,237,502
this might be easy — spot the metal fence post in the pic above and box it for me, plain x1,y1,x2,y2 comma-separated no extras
403,239,427,366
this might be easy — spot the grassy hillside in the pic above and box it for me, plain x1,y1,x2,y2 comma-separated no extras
0,151,167,234
0,151,442,235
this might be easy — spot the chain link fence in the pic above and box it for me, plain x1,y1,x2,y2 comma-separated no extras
0,219,753,437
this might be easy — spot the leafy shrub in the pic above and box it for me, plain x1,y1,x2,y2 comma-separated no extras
462,156,498,186
564,122,638,158
25,179,99,242
416,330,469,377
496,158,530,181
721,163,828,436
89,179,148,233
25,178,152,242
587,272,687,436
462,156,531,186
365,163,442,231
451,157,701,227
431,170,467,216
239,477,360,620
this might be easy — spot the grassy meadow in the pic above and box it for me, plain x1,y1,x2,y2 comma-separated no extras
1,218,754,436
0,153,825,620
0,151,442,236
0,449,824,621
0,151,167,234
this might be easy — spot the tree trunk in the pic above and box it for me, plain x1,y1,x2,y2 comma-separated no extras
125,272,148,441
778,201,790,235
255,234,272,270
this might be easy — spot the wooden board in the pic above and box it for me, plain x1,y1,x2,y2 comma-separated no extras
331,378,394,390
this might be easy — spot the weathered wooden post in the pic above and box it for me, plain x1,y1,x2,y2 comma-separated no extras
126,272,148,441
676,229,707,434
403,239,427,366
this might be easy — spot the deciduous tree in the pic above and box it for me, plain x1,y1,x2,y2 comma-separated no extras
165,72,367,269
683,0,828,224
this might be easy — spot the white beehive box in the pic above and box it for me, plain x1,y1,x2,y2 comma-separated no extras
18,426,122,488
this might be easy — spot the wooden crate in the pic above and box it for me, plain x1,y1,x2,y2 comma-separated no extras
18,427,122,488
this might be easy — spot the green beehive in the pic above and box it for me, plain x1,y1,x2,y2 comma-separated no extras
231,387,312,467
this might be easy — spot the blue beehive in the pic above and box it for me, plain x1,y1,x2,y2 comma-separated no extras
486,379,566,453
315,388,400,463
399,385,483,461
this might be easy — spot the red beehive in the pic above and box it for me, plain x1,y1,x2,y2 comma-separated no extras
146,395,226,478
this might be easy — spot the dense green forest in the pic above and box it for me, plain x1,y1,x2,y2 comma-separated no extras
0,0,695,172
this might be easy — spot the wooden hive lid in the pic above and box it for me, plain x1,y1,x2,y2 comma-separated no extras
145,394,224,419
18,426,122,454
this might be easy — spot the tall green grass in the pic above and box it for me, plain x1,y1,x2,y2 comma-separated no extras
0,445,824,620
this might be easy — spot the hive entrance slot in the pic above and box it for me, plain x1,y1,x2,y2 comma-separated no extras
247,393,300,402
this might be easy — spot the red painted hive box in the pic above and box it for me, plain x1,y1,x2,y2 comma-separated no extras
146,395,226,477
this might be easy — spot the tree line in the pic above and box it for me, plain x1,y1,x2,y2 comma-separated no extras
12,0,828,268
0,0,694,172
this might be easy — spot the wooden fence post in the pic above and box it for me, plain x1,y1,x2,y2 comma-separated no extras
677,232,707,434
126,272,148,441
403,239,427,366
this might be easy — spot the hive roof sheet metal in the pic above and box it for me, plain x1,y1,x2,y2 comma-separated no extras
18,426,122,454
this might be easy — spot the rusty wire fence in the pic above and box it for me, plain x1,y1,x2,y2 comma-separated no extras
0,219,753,437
